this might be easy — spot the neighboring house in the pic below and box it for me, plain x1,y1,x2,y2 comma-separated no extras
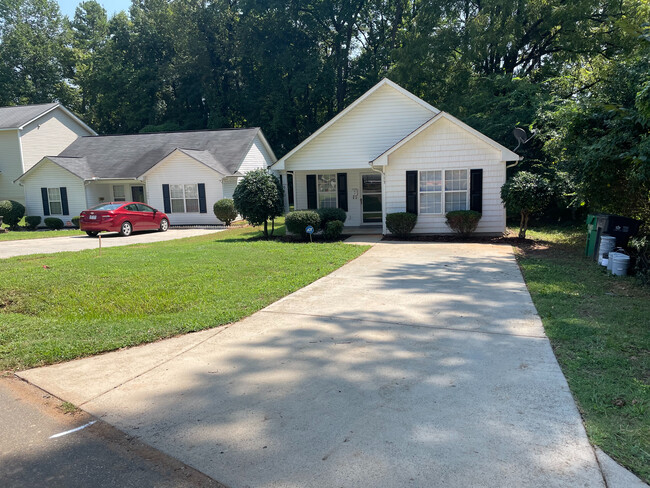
15,128,275,226
0,103,96,204
271,79,520,235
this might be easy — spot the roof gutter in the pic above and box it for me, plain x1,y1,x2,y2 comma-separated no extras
506,155,524,169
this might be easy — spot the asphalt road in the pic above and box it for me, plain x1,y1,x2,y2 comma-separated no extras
0,376,225,488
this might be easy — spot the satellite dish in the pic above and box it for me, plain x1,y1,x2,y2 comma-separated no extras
512,127,536,151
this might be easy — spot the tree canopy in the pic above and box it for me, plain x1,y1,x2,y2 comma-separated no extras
1,0,648,223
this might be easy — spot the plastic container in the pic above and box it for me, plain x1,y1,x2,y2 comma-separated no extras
597,236,616,264
612,254,631,276
607,252,620,272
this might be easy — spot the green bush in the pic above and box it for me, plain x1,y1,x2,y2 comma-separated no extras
445,210,482,237
386,212,417,238
0,200,26,230
501,171,553,238
316,207,346,230
213,198,238,226
25,216,42,230
71,216,81,229
629,236,650,285
324,220,344,240
44,217,64,230
285,211,321,239
233,169,284,237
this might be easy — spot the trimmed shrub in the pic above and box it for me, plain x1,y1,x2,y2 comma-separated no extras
213,198,238,226
316,207,346,230
0,200,26,230
386,212,417,238
285,211,321,239
71,216,81,229
44,217,64,230
324,220,344,240
233,169,284,237
25,216,42,230
445,210,482,237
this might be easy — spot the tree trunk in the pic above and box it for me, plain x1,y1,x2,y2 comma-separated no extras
519,210,527,238
263,220,268,238
270,218,275,236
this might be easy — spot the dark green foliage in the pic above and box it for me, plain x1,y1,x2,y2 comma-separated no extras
213,199,238,226
25,216,42,230
233,169,284,238
629,236,650,285
316,207,346,230
71,216,80,228
43,217,64,230
0,200,26,230
386,212,417,238
501,172,553,238
445,210,482,237
285,211,321,239
324,220,344,240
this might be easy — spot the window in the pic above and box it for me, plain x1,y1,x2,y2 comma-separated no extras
419,171,442,214
445,170,468,212
317,174,337,208
113,185,126,201
137,203,154,213
47,188,62,215
419,170,468,214
170,184,199,213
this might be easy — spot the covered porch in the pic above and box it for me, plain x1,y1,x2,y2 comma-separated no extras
84,178,147,207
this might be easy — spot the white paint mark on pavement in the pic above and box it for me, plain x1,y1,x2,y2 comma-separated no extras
49,420,97,439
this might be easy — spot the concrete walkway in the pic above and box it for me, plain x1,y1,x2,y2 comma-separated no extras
0,229,225,259
18,242,640,487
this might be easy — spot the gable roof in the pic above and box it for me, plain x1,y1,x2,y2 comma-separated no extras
0,103,96,134
15,128,272,183
371,112,521,164
271,78,440,170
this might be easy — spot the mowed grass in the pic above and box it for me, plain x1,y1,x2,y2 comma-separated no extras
0,228,85,240
0,223,368,371
513,224,649,482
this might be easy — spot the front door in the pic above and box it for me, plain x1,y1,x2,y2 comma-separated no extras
131,186,145,203
361,173,382,223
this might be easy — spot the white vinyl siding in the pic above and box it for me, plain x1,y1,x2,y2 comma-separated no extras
20,107,93,172
284,84,434,171
21,159,87,224
144,151,221,225
0,130,24,203
239,136,274,173
385,117,506,234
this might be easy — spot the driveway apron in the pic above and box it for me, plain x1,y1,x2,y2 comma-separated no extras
19,242,606,487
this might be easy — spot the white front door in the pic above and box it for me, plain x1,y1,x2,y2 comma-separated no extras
361,173,382,223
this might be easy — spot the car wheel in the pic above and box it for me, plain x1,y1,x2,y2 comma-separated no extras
159,218,169,232
86,231,99,237
119,221,133,237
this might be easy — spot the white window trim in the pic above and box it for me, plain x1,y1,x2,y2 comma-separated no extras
418,169,470,215
47,187,63,215
170,183,200,213
317,174,337,209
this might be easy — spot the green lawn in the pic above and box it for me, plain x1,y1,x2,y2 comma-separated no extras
0,228,85,240
0,223,367,371
513,224,649,482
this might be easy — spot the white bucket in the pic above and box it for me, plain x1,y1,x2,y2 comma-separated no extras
598,235,616,259
612,254,630,276
607,252,620,272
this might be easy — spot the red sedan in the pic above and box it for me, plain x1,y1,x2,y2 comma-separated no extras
80,202,169,237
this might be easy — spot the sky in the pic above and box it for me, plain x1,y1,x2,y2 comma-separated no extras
56,0,132,19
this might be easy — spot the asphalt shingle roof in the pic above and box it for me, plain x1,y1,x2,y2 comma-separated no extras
0,103,59,129
52,128,261,179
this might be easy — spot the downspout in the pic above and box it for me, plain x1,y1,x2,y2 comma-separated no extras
368,161,386,235
506,155,524,169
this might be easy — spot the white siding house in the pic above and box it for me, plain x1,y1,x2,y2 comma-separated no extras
16,128,276,226
272,79,519,235
0,104,95,204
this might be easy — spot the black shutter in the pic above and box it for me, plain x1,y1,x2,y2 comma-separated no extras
306,174,317,209
470,169,483,213
198,183,207,213
60,187,69,215
337,173,348,211
41,188,50,216
406,171,418,214
162,184,171,213
287,174,294,206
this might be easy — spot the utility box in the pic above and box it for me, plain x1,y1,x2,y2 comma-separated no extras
592,214,642,260
585,214,601,257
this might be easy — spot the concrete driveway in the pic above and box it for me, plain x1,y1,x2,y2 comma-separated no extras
19,242,616,487
0,229,224,259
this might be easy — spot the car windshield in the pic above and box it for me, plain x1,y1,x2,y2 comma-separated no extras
90,203,123,211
